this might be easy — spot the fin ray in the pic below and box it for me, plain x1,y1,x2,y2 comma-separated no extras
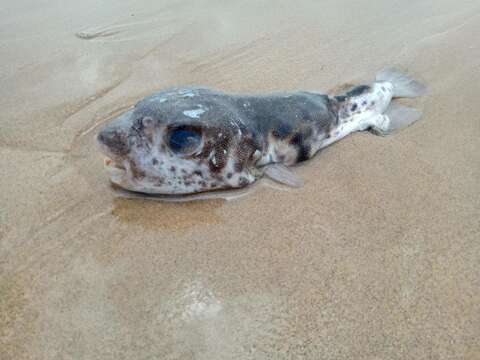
371,104,423,135
376,68,427,98
263,164,304,188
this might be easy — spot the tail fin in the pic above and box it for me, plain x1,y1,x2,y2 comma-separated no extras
371,103,423,135
376,68,427,98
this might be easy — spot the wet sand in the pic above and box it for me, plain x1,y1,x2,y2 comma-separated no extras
1,0,479,359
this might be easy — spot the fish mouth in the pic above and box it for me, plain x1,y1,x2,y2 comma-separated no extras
104,157,126,171
103,157,129,188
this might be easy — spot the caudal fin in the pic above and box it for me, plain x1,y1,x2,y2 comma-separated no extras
376,68,427,98
371,104,423,135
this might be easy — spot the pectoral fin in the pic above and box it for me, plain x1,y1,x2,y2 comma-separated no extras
262,164,304,188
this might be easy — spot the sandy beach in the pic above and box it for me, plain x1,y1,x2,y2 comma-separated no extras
1,0,479,359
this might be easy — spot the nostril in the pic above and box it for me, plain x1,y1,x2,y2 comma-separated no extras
97,132,106,144
97,130,114,146
97,109,133,153
97,128,129,156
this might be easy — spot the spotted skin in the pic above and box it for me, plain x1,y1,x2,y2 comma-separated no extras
97,80,397,195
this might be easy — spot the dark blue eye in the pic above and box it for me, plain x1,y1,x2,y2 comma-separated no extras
168,127,202,154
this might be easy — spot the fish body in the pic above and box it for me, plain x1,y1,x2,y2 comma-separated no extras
97,68,426,195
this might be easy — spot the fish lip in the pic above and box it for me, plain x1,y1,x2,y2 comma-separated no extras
102,156,131,191
96,131,128,171
103,157,126,171
98,142,127,173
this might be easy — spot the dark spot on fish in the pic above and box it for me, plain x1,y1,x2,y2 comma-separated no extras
362,101,367,105
297,144,311,163
181,169,187,174
227,172,233,179
290,127,312,147
381,86,386,92
351,103,358,112
185,181,193,186
199,180,207,187
210,182,218,188
371,101,376,106
335,95,347,102
152,158,158,165
289,128,314,163
290,133,302,146
170,166,176,172
193,170,203,177
346,85,370,97
238,177,249,187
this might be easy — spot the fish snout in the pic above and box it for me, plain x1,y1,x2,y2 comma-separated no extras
97,110,134,156
97,125,130,156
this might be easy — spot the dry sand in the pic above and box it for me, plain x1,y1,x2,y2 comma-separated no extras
1,0,479,359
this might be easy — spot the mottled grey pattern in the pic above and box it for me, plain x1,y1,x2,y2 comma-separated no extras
132,87,339,157
97,69,424,195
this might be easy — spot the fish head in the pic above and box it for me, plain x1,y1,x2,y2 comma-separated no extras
97,89,261,194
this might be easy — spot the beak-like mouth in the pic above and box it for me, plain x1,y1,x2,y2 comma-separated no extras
103,157,127,180
104,157,125,170
102,156,130,192
97,109,135,185
98,141,127,178
96,109,133,157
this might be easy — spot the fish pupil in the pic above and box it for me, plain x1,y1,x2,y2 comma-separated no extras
169,127,201,153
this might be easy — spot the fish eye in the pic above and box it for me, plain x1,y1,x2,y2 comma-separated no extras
167,126,202,155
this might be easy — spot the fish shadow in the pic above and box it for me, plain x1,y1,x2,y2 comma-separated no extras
111,195,225,232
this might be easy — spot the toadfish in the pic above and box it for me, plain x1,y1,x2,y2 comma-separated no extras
97,68,426,197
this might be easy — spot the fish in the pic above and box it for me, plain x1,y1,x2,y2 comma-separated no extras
97,68,426,197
